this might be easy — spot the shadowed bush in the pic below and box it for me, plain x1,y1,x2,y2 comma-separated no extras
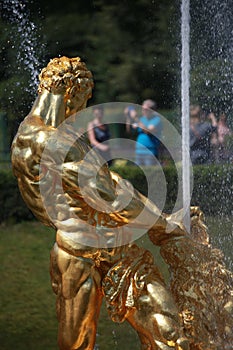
0,169,33,223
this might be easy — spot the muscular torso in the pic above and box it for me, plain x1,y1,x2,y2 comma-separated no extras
11,114,136,261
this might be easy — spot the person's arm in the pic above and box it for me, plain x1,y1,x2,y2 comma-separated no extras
208,112,217,128
124,107,131,133
137,116,161,134
137,122,151,134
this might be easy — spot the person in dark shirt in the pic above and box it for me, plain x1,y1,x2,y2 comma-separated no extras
87,105,112,166
190,106,217,164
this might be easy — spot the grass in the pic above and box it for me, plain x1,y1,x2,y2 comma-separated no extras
0,222,57,350
0,222,140,350
0,218,232,349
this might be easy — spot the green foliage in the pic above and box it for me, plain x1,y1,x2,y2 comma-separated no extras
190,59,233,115
0,0,180,147
0,169,33,223
191,164,233,216
189,1,233,116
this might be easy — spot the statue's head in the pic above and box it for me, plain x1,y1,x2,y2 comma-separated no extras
38,56,94,117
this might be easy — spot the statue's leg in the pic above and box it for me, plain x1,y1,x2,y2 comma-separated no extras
50,243,103,350
126,277,189,350
103,245,189,349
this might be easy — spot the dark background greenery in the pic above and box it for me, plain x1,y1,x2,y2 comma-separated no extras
1,0,233,150
0,0,180,146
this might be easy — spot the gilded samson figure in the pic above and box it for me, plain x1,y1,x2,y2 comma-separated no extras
11,56,233,350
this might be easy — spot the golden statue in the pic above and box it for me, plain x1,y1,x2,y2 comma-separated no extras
11,56,233,350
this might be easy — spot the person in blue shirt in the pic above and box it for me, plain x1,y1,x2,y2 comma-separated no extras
132,99,162,166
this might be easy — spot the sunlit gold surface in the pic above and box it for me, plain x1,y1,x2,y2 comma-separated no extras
11,56,233,350
149,207,233,349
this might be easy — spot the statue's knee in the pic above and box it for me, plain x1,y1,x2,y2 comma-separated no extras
152,313,181,342
50,243,61,294
134,283,184,346
62,259,94,299
58,333,76,350
50,244,99,300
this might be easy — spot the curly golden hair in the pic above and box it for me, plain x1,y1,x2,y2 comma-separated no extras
38,56,94,101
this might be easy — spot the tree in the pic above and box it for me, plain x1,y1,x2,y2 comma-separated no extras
190,0,233,117
0,0,181,147
191,59,233,117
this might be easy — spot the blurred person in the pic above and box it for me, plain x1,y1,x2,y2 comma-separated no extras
190,106,217,164
190,104,201,119
132,99,162,166
87,105,112,166
217,112,232,161
124,105,138,134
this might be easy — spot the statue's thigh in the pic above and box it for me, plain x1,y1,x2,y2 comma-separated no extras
50,243,103,350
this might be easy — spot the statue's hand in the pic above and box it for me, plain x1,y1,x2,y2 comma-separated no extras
190,206,209,245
